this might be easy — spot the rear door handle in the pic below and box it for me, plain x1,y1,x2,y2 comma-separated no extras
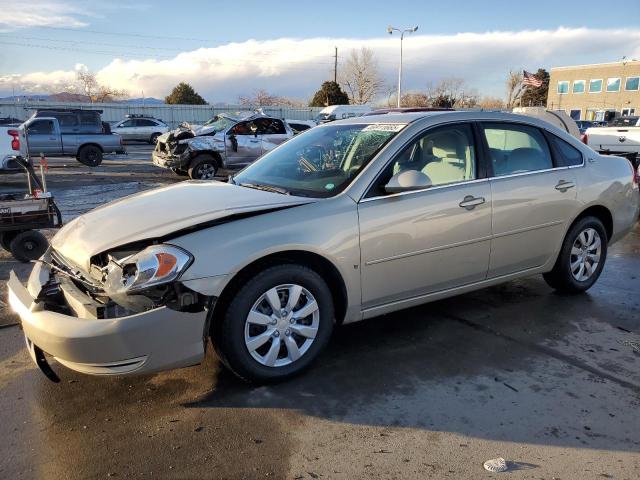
555,180,575,192
459,195,485,210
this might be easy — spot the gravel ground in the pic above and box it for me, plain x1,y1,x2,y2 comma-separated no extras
0,146,638,479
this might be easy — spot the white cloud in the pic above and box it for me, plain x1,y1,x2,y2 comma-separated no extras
2,27,640,102
0,0,89,29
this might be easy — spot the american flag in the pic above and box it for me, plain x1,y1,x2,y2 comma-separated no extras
522,70,543,88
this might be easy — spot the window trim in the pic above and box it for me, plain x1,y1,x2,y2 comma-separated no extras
606,77,621,92
542,130,585,168
360,120,487,201
572,80,586,94
624,76,640,91
557,80,570,95
588,78,603,93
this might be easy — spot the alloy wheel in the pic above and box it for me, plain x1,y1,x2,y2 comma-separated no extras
195,163,216,179
244,284,320,367
570,227,601,282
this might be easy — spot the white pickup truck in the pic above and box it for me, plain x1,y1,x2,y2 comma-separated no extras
0,124,23,172
585,116,640,155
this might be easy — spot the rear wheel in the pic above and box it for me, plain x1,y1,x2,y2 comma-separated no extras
213,265,334,383
543,216,607,293
77,145,103,167
9,230,48,262
188,154,218,180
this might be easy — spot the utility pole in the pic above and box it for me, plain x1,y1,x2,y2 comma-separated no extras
333,46,338,83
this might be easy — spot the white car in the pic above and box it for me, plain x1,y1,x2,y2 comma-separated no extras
112,115,169,144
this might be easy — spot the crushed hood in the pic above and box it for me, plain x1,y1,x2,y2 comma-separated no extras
51,181,312,272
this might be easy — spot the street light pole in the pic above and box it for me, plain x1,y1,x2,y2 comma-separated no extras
388,25,418,108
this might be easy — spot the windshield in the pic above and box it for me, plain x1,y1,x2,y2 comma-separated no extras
202,115,237,131
232,123,405,198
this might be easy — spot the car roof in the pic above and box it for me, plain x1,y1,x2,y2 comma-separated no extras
328,110,571,131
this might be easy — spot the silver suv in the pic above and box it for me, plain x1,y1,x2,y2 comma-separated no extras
112,115,169,144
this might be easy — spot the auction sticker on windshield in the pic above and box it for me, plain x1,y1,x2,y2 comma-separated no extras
362,124,406,132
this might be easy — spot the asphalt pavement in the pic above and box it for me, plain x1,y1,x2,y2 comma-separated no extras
0,146,639,479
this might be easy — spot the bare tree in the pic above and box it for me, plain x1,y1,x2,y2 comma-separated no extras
341,47,384,105
505,70,524,109
239,89,303,107
399,91,431,107
477,96,505,109
75,70,127,103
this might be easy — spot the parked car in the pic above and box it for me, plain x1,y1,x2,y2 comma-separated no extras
111,115,169,144
8,111,639,384
153,112,293,179
19,110,126,166
285,119,316,134
314,105,372,123
0,125,22,172
0,117,23,126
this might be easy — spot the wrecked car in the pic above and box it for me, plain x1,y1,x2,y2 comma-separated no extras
152,112,293,179
8,111,639,384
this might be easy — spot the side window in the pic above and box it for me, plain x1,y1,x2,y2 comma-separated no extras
548,134,583,167
255,118,286,135
230,121,254,135
56,114,78,127
370,123,477,197
119,119,135,128
482,123,553,176
136,119,157,127
79,112,99,125
27,120,54,135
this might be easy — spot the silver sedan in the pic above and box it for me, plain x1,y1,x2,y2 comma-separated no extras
8,111,640,383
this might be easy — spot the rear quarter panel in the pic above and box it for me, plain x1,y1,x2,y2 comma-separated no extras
574,153,639,244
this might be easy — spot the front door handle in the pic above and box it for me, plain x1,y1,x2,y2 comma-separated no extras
555,180,575,192
459,195,485,210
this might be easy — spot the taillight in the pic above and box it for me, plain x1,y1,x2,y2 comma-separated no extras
8,129,19,151
581,133,588,144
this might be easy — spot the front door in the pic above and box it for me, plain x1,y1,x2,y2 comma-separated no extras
225,121,262,168
480,122,581,277
358,123,492,310
114,119,136,140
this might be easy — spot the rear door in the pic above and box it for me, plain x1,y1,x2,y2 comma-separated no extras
258,119,290,154
134,119,157,141
481,122,581,278
25,119,61,155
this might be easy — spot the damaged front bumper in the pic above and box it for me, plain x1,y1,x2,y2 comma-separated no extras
152,150,188,170
7,261,209,380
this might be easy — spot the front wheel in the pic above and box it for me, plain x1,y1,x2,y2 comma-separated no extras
543,216,608,293
213,265,334,383
188,154,218,180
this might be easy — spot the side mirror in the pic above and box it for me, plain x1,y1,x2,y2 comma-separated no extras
384,170,432,194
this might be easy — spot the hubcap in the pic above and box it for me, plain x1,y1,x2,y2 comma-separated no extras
570,228,601,282
196,163,216,179
244,284,320,367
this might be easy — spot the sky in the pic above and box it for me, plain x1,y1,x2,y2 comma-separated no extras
0,0,639,102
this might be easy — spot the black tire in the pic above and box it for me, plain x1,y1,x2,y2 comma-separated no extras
77,145,103,167
170,168,189,177
0,231,18,252
213,265,334,383
188,154,218,180
9,230,48,262
149,133,161,145
543,216,608,293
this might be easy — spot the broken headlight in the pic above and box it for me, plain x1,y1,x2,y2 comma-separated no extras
104,244,192,295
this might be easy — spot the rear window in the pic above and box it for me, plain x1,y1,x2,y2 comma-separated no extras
548,135,583,167
610,116,639,127
79,112,100,125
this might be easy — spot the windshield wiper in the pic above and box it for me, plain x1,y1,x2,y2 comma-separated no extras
238,182,290,195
